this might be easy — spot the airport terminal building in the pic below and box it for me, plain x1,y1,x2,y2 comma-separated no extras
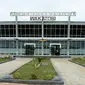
0,12,85,56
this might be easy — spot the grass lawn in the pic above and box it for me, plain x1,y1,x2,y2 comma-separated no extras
0,57,12,63
71,57,85,65
13,57,57,80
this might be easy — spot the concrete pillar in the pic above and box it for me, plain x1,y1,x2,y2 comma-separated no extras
67,16,71,56
15,16,18,55
42,16,44,56
16,39,18,55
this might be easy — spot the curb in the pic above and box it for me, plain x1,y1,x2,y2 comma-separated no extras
16,55,71,58
69,60,85,67
0,79,64,85
50,59,64,84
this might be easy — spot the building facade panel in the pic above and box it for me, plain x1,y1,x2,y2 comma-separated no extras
0,21,85,56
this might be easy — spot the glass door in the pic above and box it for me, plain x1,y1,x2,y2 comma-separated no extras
50,43,61,55
24,43,35,55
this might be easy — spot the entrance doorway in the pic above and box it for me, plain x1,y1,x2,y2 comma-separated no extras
50,43,61,55
24,43,35,55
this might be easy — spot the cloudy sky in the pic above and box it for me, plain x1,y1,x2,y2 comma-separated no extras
0,0,84,21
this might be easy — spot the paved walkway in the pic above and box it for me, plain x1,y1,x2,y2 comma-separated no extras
0,83,27,85
51,58,85,85
0,58,32,78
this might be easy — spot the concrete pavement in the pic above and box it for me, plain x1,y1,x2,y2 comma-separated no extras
0,83,27,85
51,58,85,85
0,58,32,78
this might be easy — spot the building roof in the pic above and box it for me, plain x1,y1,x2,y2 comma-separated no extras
0,21,85,25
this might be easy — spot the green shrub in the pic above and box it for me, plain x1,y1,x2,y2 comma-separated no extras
82,57,85,61
4,55,12,59
37,57,43,63
72,57,81,61
7,55,12,59
29,73,38,79
13,72,21,79
35,63,40,68
44,74,54,80
71,57,85,64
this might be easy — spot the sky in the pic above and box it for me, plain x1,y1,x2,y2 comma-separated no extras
0,0,85,21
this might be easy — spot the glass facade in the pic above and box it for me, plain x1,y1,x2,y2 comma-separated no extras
0,25,16,37
18,25,42,37
0,21,85,56
44,25,68,37
70,25,85,37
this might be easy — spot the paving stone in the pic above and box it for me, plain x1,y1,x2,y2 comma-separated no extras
51,58,85,85
0,58,32,78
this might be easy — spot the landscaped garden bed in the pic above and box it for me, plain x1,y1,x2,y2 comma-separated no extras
12,57,57,80
0,56,13,64
0,57,64,85
70,57,85,67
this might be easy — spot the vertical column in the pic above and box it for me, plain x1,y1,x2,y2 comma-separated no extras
42,16,44,56
67,16,71,56
16,16,18,37
15,16,18,55
20,41,22,55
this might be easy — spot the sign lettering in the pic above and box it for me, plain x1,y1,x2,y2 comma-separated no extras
30,16,56,21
